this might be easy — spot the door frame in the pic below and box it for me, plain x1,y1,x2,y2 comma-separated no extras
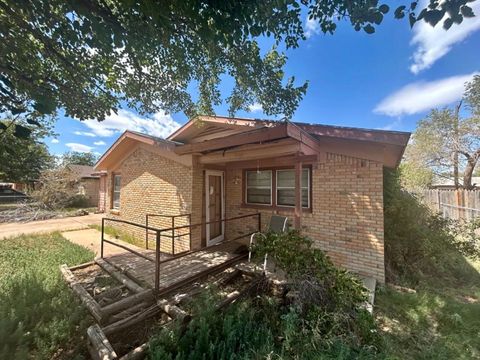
205,170,225,246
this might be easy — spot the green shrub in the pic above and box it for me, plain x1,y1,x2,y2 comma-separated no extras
65,194,90,208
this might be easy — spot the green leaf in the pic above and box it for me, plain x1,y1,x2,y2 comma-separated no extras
33,96,56,115
379,4,389,14
443,17,453,30
0,122,7,130
394,6,406,19
363,24,375,34
26,118,41,127
409,13,416,28
14,124,32,139
461,6,475,18
11,107,25,115
424,9,445,26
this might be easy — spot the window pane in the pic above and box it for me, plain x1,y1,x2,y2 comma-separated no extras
277,169,309,188
113,191,120,209
277,170,294,188
114,175,121,191
246,171,271,188
246,188,271,204
276,189,309,207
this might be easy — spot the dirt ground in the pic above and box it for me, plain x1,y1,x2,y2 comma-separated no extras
0,213,104,239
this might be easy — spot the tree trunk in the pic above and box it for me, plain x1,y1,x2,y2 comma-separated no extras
453,101,461,188
463,149,480,189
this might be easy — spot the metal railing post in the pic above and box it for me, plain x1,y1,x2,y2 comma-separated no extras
155,230,161,293
101,217,105,258
171,216,175,255
188,214,192,251
145,214,149,250
257,212,261,233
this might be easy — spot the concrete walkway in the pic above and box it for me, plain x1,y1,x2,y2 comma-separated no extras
0,213,104,239
61,228,147,257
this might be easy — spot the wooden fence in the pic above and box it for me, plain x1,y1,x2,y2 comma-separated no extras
419,189,480,221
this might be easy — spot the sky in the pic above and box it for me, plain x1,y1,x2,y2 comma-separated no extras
46,4,480,158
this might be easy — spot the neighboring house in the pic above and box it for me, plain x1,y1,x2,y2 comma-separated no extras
94,116,410,282
430,177,480,189
66,164,100,207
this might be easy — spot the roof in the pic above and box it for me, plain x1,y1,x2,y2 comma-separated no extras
431,177,480,188
67,165,99,179
96,115,411,170
94,130,187,171
168,115,410,168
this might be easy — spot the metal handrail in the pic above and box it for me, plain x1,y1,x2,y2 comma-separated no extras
145,213,192,252
100,212,261,293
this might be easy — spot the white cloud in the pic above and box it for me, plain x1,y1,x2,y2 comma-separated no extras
74,131,97,137
374,72,478,117
305,17,320,38
65,143,94,153
377,119,402,131
51,139,60,144
81,109,181,138
410,1,480,74
93,140,106,146
248,102,263,112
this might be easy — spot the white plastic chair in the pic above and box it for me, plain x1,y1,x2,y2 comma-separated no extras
248,215,288,271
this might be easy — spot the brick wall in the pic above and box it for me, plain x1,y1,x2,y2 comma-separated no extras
80,178,100,207
225,153,385,282
105,145,193,253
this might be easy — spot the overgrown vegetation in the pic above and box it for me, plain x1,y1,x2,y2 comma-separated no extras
0,232,94,359
384,168,480,285
89,224,147,249
148,231,380,359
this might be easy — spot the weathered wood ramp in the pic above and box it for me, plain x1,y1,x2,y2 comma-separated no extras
105,241,247,292
61,240,251,359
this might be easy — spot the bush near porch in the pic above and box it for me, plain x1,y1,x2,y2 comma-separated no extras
0,232,94,359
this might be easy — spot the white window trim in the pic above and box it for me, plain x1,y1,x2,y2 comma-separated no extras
245,170,273,206
275,168,310,209
112,174,121,210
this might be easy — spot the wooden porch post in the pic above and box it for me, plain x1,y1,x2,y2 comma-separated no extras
294,161,302,230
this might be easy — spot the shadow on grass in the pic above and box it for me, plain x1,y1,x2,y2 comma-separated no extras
376,249,480,359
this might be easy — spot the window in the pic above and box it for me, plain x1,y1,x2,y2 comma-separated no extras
244,167,311,209
112,174,121,209
245,170,272,205
276,169,310,208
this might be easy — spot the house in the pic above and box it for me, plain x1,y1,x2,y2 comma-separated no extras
66,164,101,207
94,116,410,282
430,177,480,189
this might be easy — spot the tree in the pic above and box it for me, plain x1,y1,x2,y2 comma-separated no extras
404,77,480,189
0,117,55,183
0,0,475,125
61,152,98,167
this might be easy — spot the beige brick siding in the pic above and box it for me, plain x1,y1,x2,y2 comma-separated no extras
105,145,193,254
104,145,385,282
225,153,385,282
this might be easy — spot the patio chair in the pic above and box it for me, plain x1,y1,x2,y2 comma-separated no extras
248,215,289,271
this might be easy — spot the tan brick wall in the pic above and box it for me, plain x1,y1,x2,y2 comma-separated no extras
79,178,99,207
225,153,385,282
105,145,193,254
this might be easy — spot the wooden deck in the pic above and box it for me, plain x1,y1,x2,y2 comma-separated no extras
103,240,248,291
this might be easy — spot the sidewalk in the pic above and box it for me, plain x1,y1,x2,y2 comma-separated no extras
0,213,104,239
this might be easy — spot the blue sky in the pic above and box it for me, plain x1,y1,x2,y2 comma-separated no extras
46,4,480,157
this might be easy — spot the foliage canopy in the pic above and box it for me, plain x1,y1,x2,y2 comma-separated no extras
0,0,475,124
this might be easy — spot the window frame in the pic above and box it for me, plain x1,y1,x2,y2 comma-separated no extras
275,168,310,209
112,173,121,210
244,170,273,206
242,166,312,212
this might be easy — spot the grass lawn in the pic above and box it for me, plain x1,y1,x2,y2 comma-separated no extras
376,256,480,359
0,232,94,360
89,224,151,249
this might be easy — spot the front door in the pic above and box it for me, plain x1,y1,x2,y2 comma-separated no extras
205,170,224,245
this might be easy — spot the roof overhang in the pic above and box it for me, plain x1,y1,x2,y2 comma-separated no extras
94,131,182,171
